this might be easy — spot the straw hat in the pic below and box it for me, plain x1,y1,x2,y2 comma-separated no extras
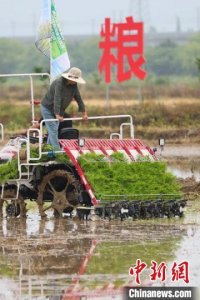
62,67,86,84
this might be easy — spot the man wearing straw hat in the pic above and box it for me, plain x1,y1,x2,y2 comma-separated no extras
41,67,88,150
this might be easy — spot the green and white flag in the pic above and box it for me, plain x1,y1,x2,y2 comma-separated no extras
35,0,70,81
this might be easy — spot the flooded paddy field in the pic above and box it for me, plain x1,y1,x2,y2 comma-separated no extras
0,203,200,299
160,143,200,182
0,143,200,299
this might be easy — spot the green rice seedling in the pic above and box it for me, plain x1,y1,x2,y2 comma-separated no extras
78,152,182,200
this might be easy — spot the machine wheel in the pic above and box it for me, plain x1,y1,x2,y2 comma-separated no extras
0,187,27,218
5,198,27,218
37,169,80,217
6,202,20,217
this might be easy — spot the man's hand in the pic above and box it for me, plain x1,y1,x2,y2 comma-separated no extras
82,111,88,120
56,114,64,122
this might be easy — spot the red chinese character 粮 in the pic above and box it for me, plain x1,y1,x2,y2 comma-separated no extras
150,260,167,282
129,259,147,285
99,16,147,83
171,261,189,284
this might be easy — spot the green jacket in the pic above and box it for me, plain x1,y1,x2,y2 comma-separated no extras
41,77,85,116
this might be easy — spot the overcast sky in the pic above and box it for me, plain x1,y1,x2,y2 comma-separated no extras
0,0,200,37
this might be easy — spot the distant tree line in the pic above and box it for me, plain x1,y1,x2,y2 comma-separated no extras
0,33,200,78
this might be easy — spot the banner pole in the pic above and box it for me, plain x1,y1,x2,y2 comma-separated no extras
50,0,52,82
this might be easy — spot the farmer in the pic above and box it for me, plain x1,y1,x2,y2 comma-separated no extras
40,67,88,150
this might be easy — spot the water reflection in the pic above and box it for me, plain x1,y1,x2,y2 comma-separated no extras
0,210,197,299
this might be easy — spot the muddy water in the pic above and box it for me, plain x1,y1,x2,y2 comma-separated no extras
0,144,200,299
161,144,200,181
162,144,200,158
0,206,200,299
